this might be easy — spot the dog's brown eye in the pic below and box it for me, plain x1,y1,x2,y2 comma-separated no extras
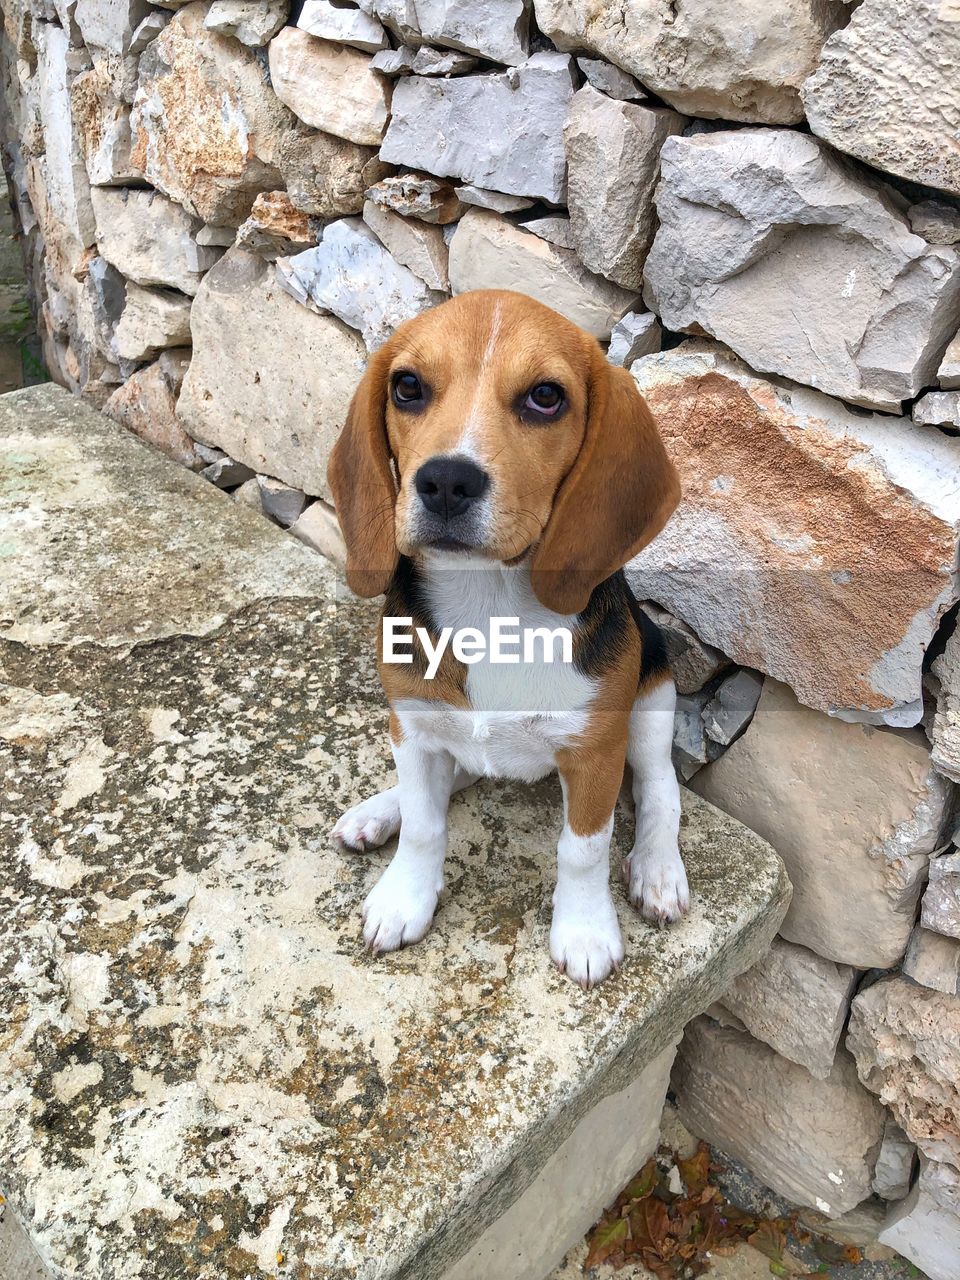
525,382,564,415
392,372,424,405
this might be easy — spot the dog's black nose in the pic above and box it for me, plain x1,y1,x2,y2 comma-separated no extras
415,456,489,520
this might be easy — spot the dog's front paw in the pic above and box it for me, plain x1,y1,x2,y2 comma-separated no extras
332,788,401,852
624,845,690,926
550,892,624,989
362,859,442,954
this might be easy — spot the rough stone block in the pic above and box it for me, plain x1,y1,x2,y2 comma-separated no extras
802,0,960,197
878,1163,960,1280
277,129,386,220
691,679,953,968
362,199,449,291
931,625,960,784
288,498,346,567
297,0,388,50
380,54,576,204
702,669,763,747
235,190,315,258
177,247,364,498
103,348,201,469
903,926,960,996
627,344,960,725
112,282,192,362
520,215,576,251
719,936,856,1079
914,390,960,428
35,21,96,250
938,331,960,389
90,187,221,294
366,0,531,65
643,130,960,411
673,1017,885,1216
872,1117,917,1202
268,27,390,146
70,65,138,186
203,0,287,45
454,184,532,213
640,603,729,695
365,171,463,224
607,311,661,367
257,474,307,526
921,851,960,941
576,56,645,102
449,209,638,340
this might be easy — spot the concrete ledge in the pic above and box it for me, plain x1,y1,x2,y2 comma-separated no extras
0,387,790,1280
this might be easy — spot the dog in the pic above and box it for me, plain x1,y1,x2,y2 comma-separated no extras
328,289,687,988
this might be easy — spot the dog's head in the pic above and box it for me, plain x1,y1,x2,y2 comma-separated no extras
327,290,680,615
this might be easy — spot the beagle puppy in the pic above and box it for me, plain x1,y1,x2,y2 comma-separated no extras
328,290,687,988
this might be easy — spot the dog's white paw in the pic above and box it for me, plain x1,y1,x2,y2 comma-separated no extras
550,891,624,989
332,789,401,852
624,845,690,926
361,859,442,954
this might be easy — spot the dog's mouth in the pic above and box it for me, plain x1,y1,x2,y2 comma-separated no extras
420,536,478,553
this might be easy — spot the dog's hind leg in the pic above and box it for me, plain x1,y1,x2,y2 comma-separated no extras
623,677,689,925
332,765,478,852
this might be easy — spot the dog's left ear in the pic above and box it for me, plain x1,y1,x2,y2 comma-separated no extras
530,352,680,616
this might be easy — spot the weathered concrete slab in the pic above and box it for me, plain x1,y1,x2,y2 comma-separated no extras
0,387,789,1280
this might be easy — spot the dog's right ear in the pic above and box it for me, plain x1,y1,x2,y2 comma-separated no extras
327,347,399,597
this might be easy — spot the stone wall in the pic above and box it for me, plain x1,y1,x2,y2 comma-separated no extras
1,1,959,1277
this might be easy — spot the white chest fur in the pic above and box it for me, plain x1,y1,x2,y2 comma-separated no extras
393,558,597,782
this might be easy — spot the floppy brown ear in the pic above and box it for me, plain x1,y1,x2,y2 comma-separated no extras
530,354,680,615
326,347,399,597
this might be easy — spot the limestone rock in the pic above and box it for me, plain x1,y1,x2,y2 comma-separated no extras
231,477,263,511
673,1017,885,1216
197,225,236,247
534,0,847,124
691,679,954,968
931,627,960,785
297,0,388,51
276,218,445,350
606,311,661,367
203,0,287,45
520,216,576,251
643,130,960,411
847,977,960,1193
201,455,256,487
177,247,365,497
913,390,960,428
565,86,684,290
903,927,960,997
672,690,718,781
365,171,463,224
130,3,292,226
702,668,763,747
449,209,637,340
408,46,477,76
454,185,533,213
268,27,390,146
576,57,645,102
288,498,346,568
91,188,221,295
103,348,202,468
639,603,729,696
35,22,96,251
112,283,192,362
878,1165,960,1280
83,255,127,360
257,475,307,526
872,1117,917,1203
70,66,138,185
236,190,315,257
128,10,170,55
938,331,960,389
922,852,960,941
909,200,960,247
626,345,960,724
370,46,417,75
380,54,576,204
362,199,449,290
802,0,960,198
365,0,531,64
719,937,856,1079
75,0,153,57
277,129,386,219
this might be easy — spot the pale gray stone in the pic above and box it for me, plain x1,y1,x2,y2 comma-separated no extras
643,130,960,411
70,69,138,186
719,936,856,1079
370,46,417,75
178,247,365,498
90,188,221,295
231,477,263,511
278,130,387,220
268,27,391,146
256,475,308,525
196,225,236,247
449,209,638,340
909,200,960,246
288,499,346,568
879,1169,960,1280
520,216,576,250
565,85,684,290
872,1117,917,1202
938,331,960,390
672,690,715,781
83,255,127,360
905,927,960,995
673,1017,885,1216
35,23,96,251
112,283,192,362
202,456,256,487
607,311,660,367
691,679,954,968
75,0,152,56
639,603,730,695
297,0,388,51
365,171,464,224
802,0,960,198
576,57,645,101
627,345,960,726
368,0,531,65
411,46,478,75
128,10,170,55
922,852,960,941
380,54,577,204
277,218,445,350
931,625,960,784
536,0,847,124
703,669,763,747
454,185,533,213
913,390,960,428
203,0,287,45
362,200,449,290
